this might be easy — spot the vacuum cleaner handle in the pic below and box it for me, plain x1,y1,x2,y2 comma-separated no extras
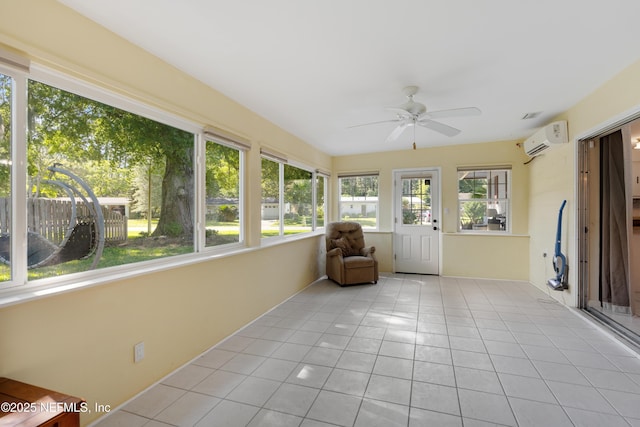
554,200,567,256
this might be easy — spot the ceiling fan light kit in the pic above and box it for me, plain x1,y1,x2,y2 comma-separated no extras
350,86,481,149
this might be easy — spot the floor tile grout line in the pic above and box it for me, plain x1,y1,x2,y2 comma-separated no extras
438,275,465,423
468,283,564,415
98,275,640,427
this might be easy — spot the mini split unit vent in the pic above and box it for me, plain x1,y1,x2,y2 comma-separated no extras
524,120,568,157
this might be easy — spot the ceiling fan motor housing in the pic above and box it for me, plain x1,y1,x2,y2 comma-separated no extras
400,99,426,116
348,85,480,144
400,86,426,116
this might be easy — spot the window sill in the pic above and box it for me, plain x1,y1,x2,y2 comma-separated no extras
0,231,325,309
259,229,325,248
444,232,529,237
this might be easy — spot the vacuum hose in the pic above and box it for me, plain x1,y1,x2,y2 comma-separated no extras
548,200,568,290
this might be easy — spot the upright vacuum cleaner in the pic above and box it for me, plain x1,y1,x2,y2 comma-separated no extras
548,200,568,290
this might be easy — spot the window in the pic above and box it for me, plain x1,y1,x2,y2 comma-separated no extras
338,174,379,229
0,72,12,283
458,167,510,232
0,59,328,293
261,157,280,238
26,79,197,280
0,74,199,284
203,132,247,248
284,164,312,235
315,173,327,229
261,151,321,238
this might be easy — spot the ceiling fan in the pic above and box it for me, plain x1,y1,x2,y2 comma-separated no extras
350,86,481,145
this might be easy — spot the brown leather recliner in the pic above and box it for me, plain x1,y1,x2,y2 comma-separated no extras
325,221,378,286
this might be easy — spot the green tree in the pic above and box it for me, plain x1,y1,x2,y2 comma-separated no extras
340,176,378,198
70,159,132,197
461,201,486,225
261,157,279,201
284,165,312,216
27,80,194,238
206,142,239,199
131,159,164,220
0,74,11,197
458,174,487,198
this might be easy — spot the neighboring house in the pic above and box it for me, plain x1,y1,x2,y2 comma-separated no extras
339,196,378,218
97,197,130,218
206,197,238,218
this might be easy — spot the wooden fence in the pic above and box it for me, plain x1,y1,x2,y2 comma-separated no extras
0,198,127,243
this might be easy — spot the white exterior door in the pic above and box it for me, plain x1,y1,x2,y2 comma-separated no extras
394,170,440,274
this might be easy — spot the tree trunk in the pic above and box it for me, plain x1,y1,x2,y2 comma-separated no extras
153,146,194,239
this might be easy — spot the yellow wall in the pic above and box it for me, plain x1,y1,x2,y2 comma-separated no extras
2,0,640,425
527,59,640,302
0,238,322,425
0,1,328,425
362,232,394,272
333,140,531,279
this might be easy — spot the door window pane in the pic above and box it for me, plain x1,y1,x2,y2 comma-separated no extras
401,177,431,225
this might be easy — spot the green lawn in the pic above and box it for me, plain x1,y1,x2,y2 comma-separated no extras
27,240,193,280
0,217,323,283
127,218,158,238
340,217,377,228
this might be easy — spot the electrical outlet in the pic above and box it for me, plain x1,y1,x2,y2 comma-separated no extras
134,342,145,363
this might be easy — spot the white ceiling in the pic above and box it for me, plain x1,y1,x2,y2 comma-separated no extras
59,0,640,156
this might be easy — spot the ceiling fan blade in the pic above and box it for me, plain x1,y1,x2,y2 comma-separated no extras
423,107,481,120
418,119,461,137
346,118,402,129
385,107,414,119
385,122,410,143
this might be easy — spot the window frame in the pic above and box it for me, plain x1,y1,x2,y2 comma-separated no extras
260,150,324,240
337,172,379,231
1,63,29,289
314,171,328,231
457,166,512,234
201,130,248,251
2,64,203,290
0,60,329,302
260,155,283,239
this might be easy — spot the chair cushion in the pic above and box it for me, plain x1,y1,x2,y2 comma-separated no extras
326,221,365,253
330,236,359,257
343,255,374,269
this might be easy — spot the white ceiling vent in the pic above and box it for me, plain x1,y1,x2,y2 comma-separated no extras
521,112,542,120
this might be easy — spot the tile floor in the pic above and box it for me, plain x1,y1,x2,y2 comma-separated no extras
93,274,640,427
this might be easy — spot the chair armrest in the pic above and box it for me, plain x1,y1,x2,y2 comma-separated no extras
361,246,376,256
327,247,343,257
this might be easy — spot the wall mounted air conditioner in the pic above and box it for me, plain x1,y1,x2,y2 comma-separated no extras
524,120,568,157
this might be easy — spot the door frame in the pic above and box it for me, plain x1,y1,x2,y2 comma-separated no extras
577,110,640,308
392,167,442,275
576,109,640,347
